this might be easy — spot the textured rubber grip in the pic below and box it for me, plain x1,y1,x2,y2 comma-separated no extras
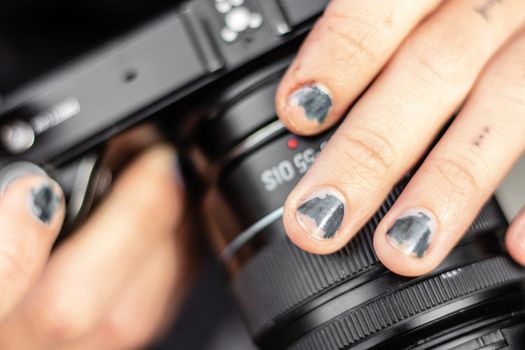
231,185,507,338
289,256,525,350
232,186,400,334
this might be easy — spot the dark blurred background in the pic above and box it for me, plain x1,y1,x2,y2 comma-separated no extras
0,0,178,95
0,1,256,348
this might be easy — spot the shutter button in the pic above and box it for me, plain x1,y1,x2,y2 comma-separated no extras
0,120,36,154
217,0,264,43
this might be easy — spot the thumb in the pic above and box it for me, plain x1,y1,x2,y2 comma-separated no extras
107,144,186,231
0,145,186,348
0,163,65,320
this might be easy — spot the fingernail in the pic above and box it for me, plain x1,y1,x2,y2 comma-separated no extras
0,162,63,224
386,209,436,258
29,183,63,225
0,162,47,195
296,189,345,240
288,84,332,125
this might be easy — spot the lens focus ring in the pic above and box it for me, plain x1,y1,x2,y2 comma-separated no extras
231,190,509,348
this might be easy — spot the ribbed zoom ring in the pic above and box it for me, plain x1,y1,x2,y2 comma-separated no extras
231,185,506,338
289,255,525,350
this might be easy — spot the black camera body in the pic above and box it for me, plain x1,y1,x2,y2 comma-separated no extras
2,1,525,349
0,0,327,226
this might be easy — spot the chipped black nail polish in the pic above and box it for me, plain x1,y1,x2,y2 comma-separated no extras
386,210,436,258
29,184,62,224
475,0,503,20
289,85,332,124
296,190,344,240
0,162,47,195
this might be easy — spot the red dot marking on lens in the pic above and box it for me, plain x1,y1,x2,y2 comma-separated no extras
287,138,299,150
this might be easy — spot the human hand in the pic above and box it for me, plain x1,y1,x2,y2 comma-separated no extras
0,130,190,349
276,0,525,276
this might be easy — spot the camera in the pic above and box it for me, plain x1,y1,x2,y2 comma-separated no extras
1,0,525,349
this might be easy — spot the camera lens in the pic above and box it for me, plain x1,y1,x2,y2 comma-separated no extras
191,60,525,349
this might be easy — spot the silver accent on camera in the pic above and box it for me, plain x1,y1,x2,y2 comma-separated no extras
0,97,80,154
216,0,263,43
220,206,284,261
0,120,36,154
221,27,238,42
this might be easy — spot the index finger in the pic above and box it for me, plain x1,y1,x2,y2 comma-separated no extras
275,0,442,135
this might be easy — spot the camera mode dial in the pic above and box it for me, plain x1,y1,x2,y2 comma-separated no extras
213,0,264,42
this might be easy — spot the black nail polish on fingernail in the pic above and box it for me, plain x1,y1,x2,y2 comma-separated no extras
386,209,436,258
0,162,47,195
289,85,332,124
296,190,345,240
29,184,62,224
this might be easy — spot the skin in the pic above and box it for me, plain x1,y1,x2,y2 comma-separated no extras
0,127,193,349
278,0,525,276
0,2,523,347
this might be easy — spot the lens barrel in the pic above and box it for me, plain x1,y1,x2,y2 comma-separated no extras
190,60,525,350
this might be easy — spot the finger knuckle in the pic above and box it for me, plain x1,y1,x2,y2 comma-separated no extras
133,176,169,205
318,6,388,65
100,313,156,349
409,25,479,92
30,294,89,342
0,225,40,284
0,244,28,284
128,180,177,235
432,154,484,199
336,127,397,182
490,59,525,111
